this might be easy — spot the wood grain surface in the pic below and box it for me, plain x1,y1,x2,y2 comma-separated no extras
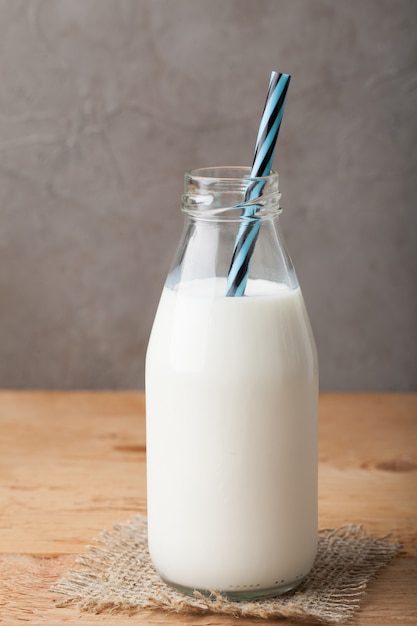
0,392,416,625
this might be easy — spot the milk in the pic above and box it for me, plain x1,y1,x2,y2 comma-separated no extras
146,276,318,597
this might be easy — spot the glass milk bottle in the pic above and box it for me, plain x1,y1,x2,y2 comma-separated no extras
146,166,318,600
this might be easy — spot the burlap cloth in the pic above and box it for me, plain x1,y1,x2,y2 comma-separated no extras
51,514,399,624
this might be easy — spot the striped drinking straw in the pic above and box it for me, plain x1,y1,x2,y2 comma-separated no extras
226,71,291,297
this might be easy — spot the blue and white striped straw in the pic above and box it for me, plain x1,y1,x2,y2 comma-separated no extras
226,71,291,297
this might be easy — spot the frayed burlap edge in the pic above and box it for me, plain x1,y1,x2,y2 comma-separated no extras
51,515,399,624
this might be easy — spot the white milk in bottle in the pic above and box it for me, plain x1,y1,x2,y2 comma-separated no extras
146,168,318,599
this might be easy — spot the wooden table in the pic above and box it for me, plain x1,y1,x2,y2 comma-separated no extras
0,392,416,625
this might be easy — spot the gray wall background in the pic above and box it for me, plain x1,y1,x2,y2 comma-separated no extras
0,0,416,391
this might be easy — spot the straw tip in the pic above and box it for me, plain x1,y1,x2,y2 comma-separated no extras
271,70,291,82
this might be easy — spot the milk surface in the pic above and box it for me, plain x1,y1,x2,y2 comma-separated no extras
146,277,318,595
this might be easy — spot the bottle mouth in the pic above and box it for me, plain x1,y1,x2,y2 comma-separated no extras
182,166,281,219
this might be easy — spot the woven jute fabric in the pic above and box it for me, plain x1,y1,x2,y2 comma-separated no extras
51,514,399,624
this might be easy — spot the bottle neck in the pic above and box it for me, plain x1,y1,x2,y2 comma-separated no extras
181,166,281,221
165,166,297,292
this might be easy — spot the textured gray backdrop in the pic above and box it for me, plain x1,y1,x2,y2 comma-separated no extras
0,0,416,390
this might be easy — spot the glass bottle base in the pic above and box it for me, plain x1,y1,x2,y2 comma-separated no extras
162,575,306,602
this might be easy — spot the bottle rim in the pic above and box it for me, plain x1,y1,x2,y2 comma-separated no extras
182,166,281,219
187,165,279,182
